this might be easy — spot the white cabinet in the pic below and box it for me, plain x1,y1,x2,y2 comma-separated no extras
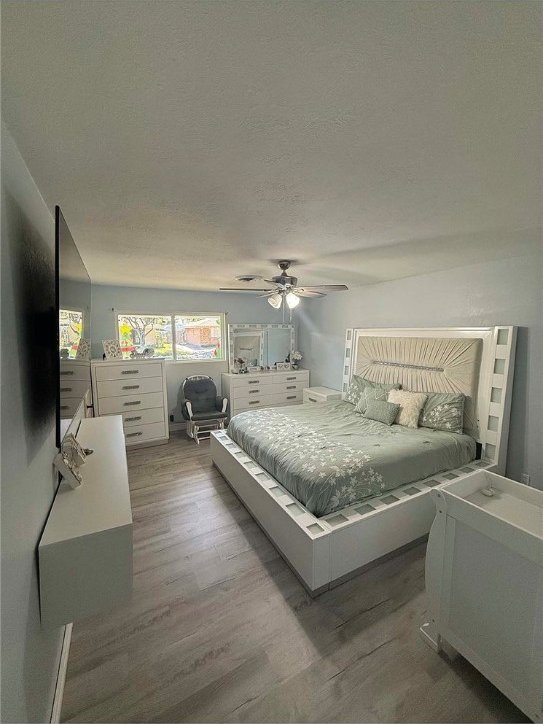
421,470,543,722
222,369,310,417
39,416,132,628
91,359,169,447
303,386,341,403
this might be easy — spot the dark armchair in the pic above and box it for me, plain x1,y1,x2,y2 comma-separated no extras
181,375,228,443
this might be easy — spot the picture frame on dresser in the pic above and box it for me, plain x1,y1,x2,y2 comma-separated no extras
91,359,169,448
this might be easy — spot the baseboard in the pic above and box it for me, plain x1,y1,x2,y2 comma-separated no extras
50,622,72,723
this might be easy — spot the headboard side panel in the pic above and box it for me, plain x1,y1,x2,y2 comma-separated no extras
353,336,482,438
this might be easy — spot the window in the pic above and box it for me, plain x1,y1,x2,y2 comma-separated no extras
117,313,225,361
60,308,83,358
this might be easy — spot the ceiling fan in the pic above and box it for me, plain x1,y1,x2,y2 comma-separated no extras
219,260,348,309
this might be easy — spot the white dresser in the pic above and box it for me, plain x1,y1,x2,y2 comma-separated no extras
221,369,310,418
91,359,169,447
60,359,92,418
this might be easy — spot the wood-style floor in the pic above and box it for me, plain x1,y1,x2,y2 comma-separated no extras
62,433,526,723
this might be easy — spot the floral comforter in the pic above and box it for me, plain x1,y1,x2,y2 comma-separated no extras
227,401,475,517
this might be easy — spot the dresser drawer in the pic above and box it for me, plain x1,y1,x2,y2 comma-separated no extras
273,371,309,384
232,394,274,411
94,362,163,381
124,421,166,445
231,383,275,401
60,363,90,381
230,375,273,389
274,381,306,394
98,391,164,415
59,380,91,398
275,390,303,404
303,387,342,403
121,407,165,428
59,398,84,417
97,376,163,399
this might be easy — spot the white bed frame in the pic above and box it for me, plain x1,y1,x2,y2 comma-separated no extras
211,326,517,594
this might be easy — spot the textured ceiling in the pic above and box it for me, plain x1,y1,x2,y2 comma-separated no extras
2,0,541,290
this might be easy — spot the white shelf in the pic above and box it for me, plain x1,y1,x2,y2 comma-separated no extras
39,416,133,628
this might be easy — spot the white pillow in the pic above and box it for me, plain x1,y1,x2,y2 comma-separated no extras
387,389,428,429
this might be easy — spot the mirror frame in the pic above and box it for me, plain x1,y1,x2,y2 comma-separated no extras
228,323,295,372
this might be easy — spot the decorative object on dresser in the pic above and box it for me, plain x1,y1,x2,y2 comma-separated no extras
302,386,342,403
421,470,542,723
181,375,228,444
75,337,90,360
222,368,310,418
101,339,122,359
53,451,83,489
91,359,169,447
290,350,303,369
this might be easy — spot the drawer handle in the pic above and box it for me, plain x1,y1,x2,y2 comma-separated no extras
249,389,260,394
286,376,296,381
122,384,140,390
60,387,73,392
248,380,259,385
60,405,70,410
125,416,142,422
286,385,296,390
126,431,143,438
249,400,260,405
121,370,139,375
60,370,74,376
308,396,318,402
286,395,296,400
123,400,141,406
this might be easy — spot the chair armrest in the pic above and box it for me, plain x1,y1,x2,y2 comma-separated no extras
216,396,228,413
184,400,193,419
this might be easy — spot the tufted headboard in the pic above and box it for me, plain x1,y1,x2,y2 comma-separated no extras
342,327,516,474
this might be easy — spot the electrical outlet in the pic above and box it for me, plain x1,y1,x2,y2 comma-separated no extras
169,414,174,422
521,473,530,486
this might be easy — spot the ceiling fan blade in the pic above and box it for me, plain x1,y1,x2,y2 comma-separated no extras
256,291,277,297
297,284,349,292
219,287,275,292
292,289,326,298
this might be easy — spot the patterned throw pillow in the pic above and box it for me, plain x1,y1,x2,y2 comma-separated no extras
344,376,364,406
363,399,400,426
352,378,401,413
387,389,428,429
421,392,465,434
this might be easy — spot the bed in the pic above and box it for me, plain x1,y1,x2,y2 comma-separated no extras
228,401,476,517
211,327,516,594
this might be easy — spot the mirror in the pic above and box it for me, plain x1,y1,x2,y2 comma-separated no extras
228,324,294,372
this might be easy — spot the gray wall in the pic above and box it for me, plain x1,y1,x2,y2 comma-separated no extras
91,284,292,421
298,252,543,487
1,125,64,721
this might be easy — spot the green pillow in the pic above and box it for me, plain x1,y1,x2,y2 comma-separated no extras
421,392,465,434
352,377,401,413
363,399,400,426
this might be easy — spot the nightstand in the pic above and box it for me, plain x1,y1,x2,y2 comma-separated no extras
303,386,342,403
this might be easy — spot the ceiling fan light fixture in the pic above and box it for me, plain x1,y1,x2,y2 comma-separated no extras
285,291,300,309
267,292,283,309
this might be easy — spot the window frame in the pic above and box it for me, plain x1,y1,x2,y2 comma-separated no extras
115,310,227,363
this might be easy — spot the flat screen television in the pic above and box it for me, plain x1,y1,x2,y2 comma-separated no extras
56,206,91,446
